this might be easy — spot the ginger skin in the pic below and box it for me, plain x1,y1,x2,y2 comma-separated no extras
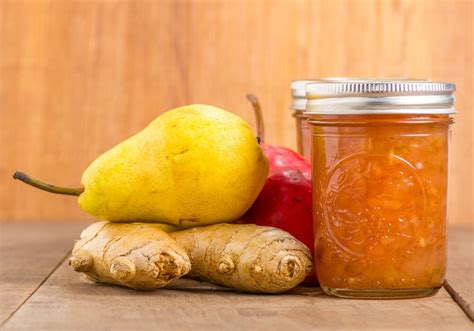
69,222,191,290
170,223,313,293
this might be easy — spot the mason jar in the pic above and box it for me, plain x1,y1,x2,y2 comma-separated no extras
291,80,314,161
306,80,455,299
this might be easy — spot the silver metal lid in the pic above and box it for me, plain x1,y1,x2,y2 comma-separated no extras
290,78,410,110
291,80,317,111
291,80,318,97
305,79,456,115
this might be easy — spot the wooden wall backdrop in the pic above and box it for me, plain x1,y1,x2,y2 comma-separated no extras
0,0,472,224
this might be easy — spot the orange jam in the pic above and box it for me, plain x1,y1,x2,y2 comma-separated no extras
310,114,452,298
291,80,316,161
293,111,311,160
305,79,455,298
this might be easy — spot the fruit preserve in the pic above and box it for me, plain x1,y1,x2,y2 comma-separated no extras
291,80,314,161
306,80,455,299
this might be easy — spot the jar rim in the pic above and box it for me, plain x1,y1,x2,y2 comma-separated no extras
305,79,456,115
291,79,318,98
291,78,357,110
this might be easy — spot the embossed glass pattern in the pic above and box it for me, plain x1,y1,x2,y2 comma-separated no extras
306,80,455,299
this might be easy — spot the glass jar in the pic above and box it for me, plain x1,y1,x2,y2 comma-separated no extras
291,80,314,161
306,80,455,299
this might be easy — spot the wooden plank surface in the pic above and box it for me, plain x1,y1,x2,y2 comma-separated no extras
2,261,471,331
445,226,474,320
0,222,87,326
2,227,472,331
0,0,472,225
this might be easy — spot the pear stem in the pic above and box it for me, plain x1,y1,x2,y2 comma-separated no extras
246,94,265,144
13,171,84,196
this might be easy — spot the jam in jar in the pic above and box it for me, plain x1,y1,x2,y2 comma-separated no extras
306,80,455,299
291,80,314,161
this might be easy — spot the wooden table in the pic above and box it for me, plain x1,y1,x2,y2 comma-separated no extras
1,223,472,331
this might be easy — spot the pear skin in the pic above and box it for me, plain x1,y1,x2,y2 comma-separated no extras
77,105,268,227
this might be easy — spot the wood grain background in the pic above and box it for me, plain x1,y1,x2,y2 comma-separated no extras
0,0,472,224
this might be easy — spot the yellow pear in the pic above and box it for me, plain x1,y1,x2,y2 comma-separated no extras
14,105,269,227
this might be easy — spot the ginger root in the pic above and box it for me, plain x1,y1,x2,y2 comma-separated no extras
69,222,191,290
170,223,313,293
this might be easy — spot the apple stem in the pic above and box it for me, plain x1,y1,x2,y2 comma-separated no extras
13,171,84,196
246,94,265,144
